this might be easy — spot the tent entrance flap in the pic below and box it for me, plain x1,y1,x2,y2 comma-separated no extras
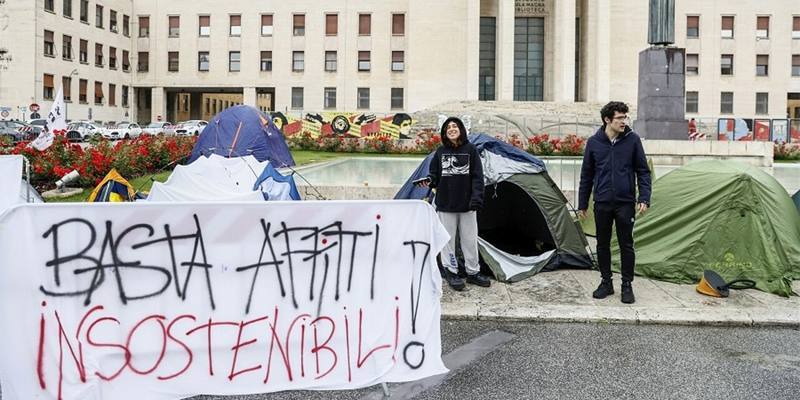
478,238,556,282
478,181,556,257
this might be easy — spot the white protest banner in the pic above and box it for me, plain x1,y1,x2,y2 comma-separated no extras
29,85,67,151
0,155,23,211
0,200,449,400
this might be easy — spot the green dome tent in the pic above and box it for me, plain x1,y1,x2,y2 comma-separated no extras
614,160,800,297
395,134,594,282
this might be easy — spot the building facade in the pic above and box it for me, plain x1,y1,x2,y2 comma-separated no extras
0,0,134,125
1,0,798,125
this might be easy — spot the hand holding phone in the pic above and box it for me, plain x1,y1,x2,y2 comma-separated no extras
413,177,431,187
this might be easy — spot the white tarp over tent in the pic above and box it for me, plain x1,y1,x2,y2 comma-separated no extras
480,149,544,185
147,182,266,202
147,154,271,202
0,155,42,212
176,154,267,188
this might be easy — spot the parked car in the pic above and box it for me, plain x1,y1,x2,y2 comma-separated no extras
23,118,47,137
174,120,208,136
142,122,173,136
103,122,143,140
0,120,29,142
66,121,103,142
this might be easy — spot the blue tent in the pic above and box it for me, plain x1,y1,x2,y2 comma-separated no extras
395,134,546,200
396,133,592,282
189,105,295,166
253,163,301,201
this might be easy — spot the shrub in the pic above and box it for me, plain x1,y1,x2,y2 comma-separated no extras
364,135,396,153
287,131,317,150
526,133,556,156
414,134,441,154
557,134,586,156
774,142,800,161
318,132,343,152
0,135,196,189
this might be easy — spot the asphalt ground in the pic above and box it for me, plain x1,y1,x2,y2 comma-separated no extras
182,320,800,400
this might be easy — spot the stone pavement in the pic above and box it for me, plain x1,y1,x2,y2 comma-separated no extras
440,269,800,328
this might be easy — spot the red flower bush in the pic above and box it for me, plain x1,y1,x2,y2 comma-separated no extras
557,134,587,156
0,136,196,189
364,135,396,153
525,133,586,156
286,131,317,150
774,142,800,161
526,133,556,155
414,133,442,154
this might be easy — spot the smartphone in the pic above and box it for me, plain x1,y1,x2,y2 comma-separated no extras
412,177,431,185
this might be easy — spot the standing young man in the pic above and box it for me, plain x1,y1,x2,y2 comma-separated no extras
578,102,651,304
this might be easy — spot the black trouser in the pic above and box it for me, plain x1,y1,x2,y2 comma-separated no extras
594,201,636,283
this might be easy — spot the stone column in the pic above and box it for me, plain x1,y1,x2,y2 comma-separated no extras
496,0,515,101
129,88,138,123
465,0,480,100
584,0,610,102
243,87,257,108
150,87,165,122
552,0,576,102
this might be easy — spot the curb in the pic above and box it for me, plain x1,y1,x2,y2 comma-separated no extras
440,304,800,328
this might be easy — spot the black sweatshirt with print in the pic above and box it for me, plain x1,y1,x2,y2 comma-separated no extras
428,142,484,212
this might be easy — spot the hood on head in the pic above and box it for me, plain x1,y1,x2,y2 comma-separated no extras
440,117,468,147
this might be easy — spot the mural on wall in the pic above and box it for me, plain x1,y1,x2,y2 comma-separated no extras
271,112,415,139
718,118,800,142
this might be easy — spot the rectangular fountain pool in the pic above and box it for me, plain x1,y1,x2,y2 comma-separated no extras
289,156,800,202
291,157,425,200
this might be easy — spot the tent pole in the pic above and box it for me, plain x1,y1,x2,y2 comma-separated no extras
23,155,31,202
380,382,390,397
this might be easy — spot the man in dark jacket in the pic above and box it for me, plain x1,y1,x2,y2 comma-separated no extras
578,102,651,304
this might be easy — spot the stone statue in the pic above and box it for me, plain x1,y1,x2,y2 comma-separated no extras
648,0,675,45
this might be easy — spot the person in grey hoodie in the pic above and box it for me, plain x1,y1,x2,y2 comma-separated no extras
417,117,490,290
578,101,651,304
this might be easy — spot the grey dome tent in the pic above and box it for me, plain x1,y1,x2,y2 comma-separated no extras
395,134,594,282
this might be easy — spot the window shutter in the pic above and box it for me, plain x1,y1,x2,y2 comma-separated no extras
721,16,733,30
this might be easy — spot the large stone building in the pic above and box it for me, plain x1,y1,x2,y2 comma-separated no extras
1,0,134,125
1,0,798,125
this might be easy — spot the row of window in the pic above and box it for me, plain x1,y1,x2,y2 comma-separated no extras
43,30,131,71
686,15,800,39
138,12,405,38
42,73,129,107
139,50,405,73
205,99,245,116
288,87,405,110
42,76,403,112
685,91,769,115
44,0,131,37
686,54,800,77
43,5,800,42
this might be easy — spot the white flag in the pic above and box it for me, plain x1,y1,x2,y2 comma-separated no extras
29,86,67,151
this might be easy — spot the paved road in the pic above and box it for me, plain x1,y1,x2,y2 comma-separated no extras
184,321,800,400
4,321,798,400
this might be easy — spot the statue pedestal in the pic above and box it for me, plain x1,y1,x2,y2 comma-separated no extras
634,47,687,140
